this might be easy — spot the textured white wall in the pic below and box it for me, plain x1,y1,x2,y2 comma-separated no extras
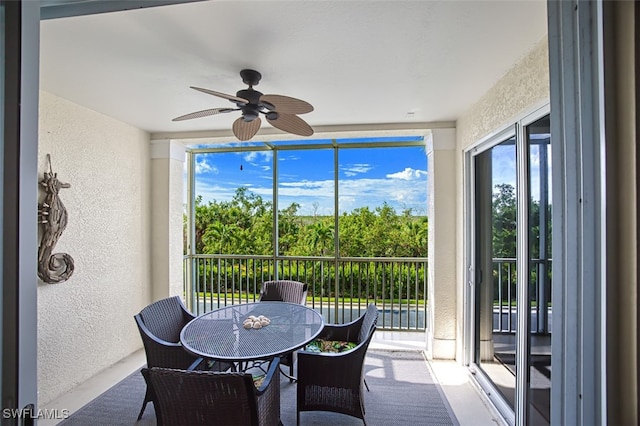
169,156,185,297
37,91,151,405
454,37,550,360
150,140,186,300
457,37,550,149
426,129,457,359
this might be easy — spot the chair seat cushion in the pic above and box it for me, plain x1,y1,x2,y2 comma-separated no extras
305,338,357,353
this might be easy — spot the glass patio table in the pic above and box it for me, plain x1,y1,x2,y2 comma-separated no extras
180,302,324,365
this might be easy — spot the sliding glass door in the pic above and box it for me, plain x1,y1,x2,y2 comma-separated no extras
468,109,551,425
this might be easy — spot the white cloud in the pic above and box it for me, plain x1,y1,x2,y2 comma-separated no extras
243,151,272,163
193,179,236,203
386,167,427,180
273,171,428,215
279,180,334,197
341,163,372,177
195,158,218,174
279,155,301,162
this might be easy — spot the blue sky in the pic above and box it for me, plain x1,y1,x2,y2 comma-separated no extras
187,132,550,216
490,134,552,201
191,140,429,216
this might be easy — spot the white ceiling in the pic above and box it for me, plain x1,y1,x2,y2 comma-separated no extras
39,0,548,141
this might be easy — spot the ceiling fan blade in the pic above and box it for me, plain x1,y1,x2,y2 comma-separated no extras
190,86,249,105
233,117,262,141
260,94,314,114
172,107,237,122
267,113,314,137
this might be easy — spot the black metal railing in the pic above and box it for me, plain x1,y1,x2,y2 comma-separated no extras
492,257,552,334
183,255,551,333
183,254,428,330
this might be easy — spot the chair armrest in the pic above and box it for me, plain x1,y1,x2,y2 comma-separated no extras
135,315,183,348
313,316,364,342
256,358,281,426
314,324,352,342
136,315,200,370
178,296,197,323
256,357,280,395
187,358,206,371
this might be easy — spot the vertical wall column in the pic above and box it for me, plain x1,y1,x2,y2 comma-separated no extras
150,139,185,300
2,0,39,418
426,128,457,360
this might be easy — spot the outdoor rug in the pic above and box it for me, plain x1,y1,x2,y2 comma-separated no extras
60,350,459,426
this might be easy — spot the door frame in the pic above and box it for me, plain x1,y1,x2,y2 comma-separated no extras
2,0,39,422
463,104,550,425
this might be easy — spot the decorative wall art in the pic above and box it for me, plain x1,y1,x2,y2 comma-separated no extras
38,154,74,283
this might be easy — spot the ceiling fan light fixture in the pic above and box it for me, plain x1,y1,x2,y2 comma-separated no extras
233,116,261,141
242,110,260,121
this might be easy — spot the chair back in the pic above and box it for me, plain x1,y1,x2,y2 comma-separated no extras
357,303,379,344
142,368,259,426
137,296,192,343
296,313,377,423
259,280,308,305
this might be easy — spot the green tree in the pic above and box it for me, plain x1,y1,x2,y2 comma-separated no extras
399,212,428,257
278,202,302,254
202,221,239,253
190,187,432,259
492,183,517,258
307,221,334,255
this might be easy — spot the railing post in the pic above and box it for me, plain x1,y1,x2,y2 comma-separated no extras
333,143,340,324
182,255,195,312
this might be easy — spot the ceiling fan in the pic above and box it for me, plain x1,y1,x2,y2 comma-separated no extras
173,69,314,141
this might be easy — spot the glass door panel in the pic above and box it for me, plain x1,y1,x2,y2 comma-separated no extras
526,115,552,425
474,136,518,412
470,112,551,426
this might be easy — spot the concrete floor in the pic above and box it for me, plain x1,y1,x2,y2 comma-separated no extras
40,331,505,426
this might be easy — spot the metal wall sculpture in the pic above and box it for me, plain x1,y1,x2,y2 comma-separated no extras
38,154,74,283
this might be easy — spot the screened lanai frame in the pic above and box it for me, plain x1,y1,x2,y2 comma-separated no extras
184,135,427,258
183,135,429,328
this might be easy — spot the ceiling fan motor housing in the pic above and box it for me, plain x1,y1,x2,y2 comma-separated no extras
240,69,262,87
236,88,263,121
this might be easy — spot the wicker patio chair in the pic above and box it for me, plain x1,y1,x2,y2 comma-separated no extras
134,296,227,420
141,357,282,426
259,280,308,380
259,280,308,305
296,303,379,425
